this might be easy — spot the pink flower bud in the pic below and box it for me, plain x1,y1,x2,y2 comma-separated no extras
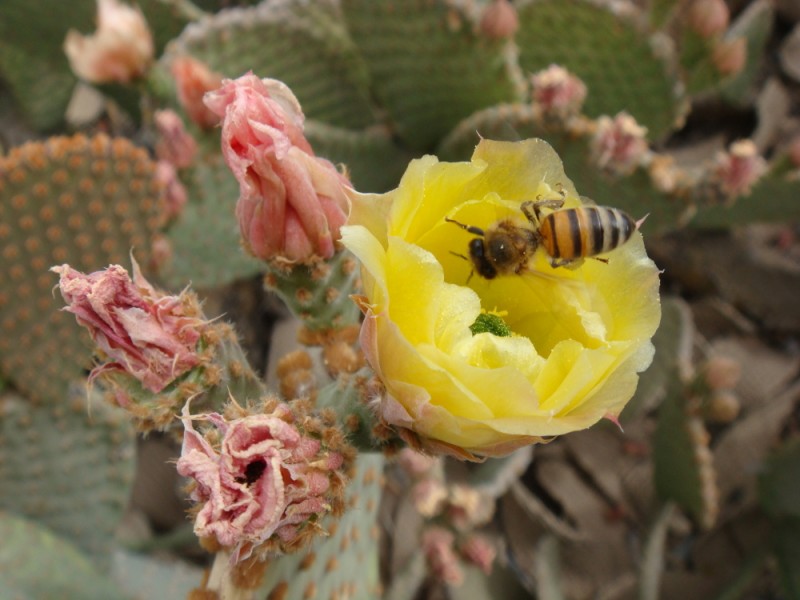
687,0,730,38
177,400,345,562
204,73,351,263
703,355,741,390
711,139,767,198
155,161,188,221
479,0,519,40
171,56,224,130
422,527,464,586
412,479,448,517
52,262,203,393
64,0,154,84
154,110,197,169
591,112,649,176
447,484,494,530
712,37,747,76
396,447,440,478
531,64,588,117
459,534,496,575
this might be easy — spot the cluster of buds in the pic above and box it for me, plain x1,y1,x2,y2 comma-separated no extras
177,396,352,563
397,448,497,586
152,110,195,225
590,112,650,176
530,64,588,121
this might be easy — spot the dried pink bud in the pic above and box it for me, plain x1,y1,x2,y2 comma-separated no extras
711,139,767,198
412,479,448,518
687,0,730,38
591,112,649,176
171,56,224,130
155,161,188,221
204,72,351,263
177,401,345,562
396,447,439,478
531,64,587,117
479,0,519,40
154,110,197,169
712,37,747,76
64,0,154,84
459,534,496,575
51,262,203,393
703,356,741,390
422,527,464,586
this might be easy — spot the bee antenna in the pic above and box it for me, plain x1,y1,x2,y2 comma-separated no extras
449,251,469,262
635,213,650,230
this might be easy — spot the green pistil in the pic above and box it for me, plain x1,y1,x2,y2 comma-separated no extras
470,312,512,337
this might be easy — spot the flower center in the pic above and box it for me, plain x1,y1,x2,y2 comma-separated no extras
237,458,267,486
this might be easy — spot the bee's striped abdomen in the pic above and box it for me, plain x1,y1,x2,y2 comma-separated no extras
539,206,636,260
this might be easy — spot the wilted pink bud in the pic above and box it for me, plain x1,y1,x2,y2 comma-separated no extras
154,110,197,169
687,0,730,38
479,0,519,40
711,139,767,198
64,0,154,84
712,37,747,76
459,534,496,575
591,112,649,175
422,527,464,586
52,262,203,393
177,401,345,562
531,64,588,117
204,72,351,263
155,161,188,221
171,56,224,130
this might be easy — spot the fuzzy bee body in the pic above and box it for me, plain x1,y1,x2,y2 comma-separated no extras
533,205,637,264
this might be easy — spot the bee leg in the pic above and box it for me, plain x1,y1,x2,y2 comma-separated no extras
591,257,609,264
549,257,585,270
445,217,485,237
522,199,565,225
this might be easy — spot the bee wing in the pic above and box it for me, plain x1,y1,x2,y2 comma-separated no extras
579,195,598,207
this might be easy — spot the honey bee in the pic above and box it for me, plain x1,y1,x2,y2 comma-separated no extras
446,198,640,280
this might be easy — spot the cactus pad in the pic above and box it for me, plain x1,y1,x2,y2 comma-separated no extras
340,0,523,150
168,0,377,130
0,391,136,561
0,134,166,403
516,0,684,140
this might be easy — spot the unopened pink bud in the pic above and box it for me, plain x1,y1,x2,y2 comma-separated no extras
703,356,741,390
712,37,747,76
155,161,188,221
479,0,519,40
154,110,197,169
591,112,649,175
531,64,587,117
687,0,730,38
422,527,464,586
52,262,203,393
171,56,224,130
64,0,154,84
711,139,767,198
459,534,496,575
204,72,351,263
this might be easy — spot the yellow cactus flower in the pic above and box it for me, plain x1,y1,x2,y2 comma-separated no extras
341,139,661,459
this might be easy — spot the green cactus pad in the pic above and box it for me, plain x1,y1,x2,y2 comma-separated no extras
265,250,362,331
516,0,684,140
304,120,413,193
758,438,800,520
159,153,264,290
254,452,385,600
168,0,377,129
718,0,773,105
340,0,523,150
0,391,136,562
0,134,166,404
0,0,95,130
0,512,124,600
